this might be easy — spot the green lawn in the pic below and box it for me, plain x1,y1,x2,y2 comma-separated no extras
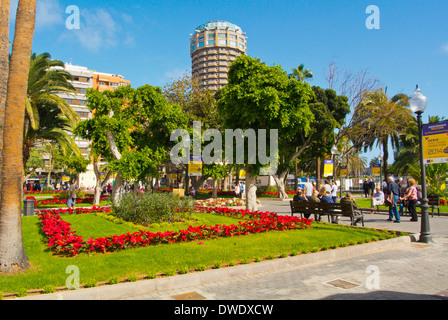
355,198,448,213
0,211,401,297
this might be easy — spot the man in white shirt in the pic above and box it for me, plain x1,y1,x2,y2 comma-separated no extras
331,180,338,203
303,178,314,199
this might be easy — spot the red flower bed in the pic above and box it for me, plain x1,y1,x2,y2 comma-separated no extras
27,196,107,206
37,206,312,257
24,190,65,194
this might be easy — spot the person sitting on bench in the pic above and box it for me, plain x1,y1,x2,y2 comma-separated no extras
370,186,385,214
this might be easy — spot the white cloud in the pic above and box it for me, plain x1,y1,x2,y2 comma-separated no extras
59,7,136,53
442,43,448,53
10,0,64,29
36,0,64,30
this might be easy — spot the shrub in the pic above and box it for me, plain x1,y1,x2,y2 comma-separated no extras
42,285,55,294
108,276,120,285
84,280,97,288
17,288,28,298
196,265,207,271
127,274,138,282
112,193,194,226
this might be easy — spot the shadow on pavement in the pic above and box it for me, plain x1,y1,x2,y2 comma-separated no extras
320,290,447,300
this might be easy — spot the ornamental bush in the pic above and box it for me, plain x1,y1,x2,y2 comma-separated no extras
112,192,194,226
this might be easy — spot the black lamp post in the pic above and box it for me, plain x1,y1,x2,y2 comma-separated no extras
409,85,432,243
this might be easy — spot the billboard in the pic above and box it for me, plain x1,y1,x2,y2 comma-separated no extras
372,164,381,176
324,160,334,177
188,155,203,177
422,122,448,164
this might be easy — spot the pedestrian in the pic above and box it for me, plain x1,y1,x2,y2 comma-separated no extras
68,180,77,208
400,178,419,222
385,176,401,223
240,182,245,199
369,179,376,196
363,180,370,198
303,178,313,199
235,183,240,198
319,179,332,196
331,180,338,203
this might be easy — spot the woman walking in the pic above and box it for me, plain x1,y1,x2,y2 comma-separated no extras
400,179,419,222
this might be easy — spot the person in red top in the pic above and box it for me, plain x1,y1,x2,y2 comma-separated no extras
400,178,419,222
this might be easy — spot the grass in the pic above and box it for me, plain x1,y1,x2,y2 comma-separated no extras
355,197,448,213
0,210,401,297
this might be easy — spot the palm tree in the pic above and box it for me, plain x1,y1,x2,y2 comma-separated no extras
0,0,11,195
23,52,80,167
357,88,413,180
290,64,314,82
391,115,445,176
0,0,36,273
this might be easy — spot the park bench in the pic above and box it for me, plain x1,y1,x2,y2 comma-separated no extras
428,195,440,217
290,201,365,227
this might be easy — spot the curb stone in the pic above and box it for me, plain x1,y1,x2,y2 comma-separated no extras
16,233,416,300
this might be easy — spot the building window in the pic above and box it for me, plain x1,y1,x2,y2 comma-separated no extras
218,33,227,38
207,33,215,38
229,41,237,47
208,40,215,45
229,34,237,40
218,39,227,45
192,45,196,51
198,41,205,47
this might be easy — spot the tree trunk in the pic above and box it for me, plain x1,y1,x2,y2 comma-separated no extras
212,178,218,199
92,161,111,206
0,0,36,273
245,170,258,212
0,0,11,196
382,140,389,180
271,170,289,199
112,171,125,206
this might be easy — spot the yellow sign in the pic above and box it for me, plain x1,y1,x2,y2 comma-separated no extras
423,122,448,164
170,174,177,180
239,170,246,178
372,164,381,176
340,166,347,177
323,160,334,177
62,175,71,182
188,155,202,177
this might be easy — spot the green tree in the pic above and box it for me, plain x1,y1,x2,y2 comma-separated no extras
353,88,413,180
75,85,188,205
0,0,36,273
217,55,315,206
290,64,314,82
23,52,80,167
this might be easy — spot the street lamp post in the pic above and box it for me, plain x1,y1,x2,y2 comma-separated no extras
409,85,432,243
331,145,340,198
378,152,383,190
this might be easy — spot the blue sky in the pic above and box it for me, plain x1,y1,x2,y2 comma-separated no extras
8,0,448,162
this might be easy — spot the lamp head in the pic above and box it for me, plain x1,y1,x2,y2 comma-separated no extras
409,85,427,114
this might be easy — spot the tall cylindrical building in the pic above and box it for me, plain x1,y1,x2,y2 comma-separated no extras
190,21,247,91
